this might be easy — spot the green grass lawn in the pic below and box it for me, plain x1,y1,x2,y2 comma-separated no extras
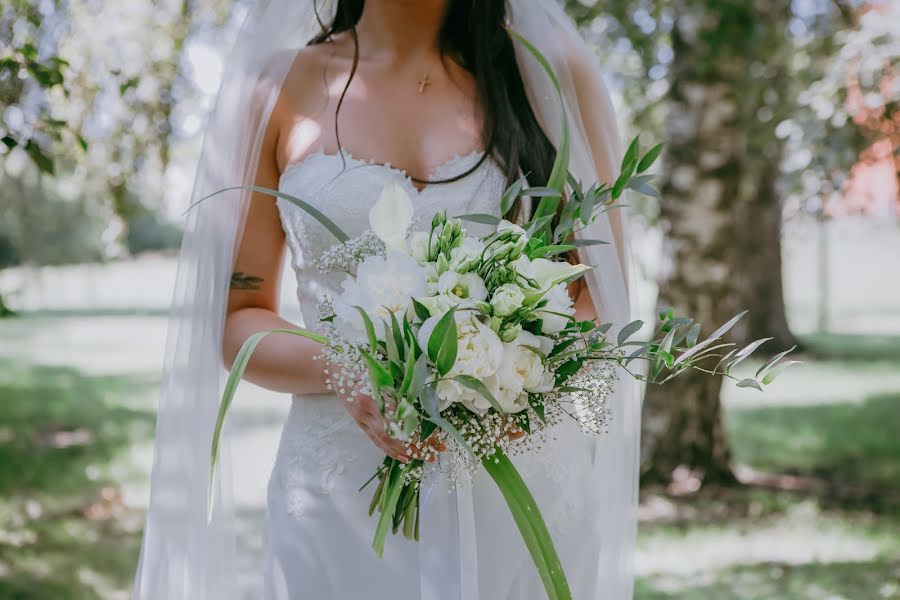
0,343,157,599
1,314,899,599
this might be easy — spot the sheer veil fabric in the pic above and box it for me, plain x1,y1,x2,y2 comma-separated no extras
132,0,640,598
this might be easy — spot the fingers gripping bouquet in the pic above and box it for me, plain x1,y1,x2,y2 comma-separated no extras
207,34,795,600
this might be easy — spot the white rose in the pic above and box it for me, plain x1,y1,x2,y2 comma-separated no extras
418,311,504,413
536,283,575,334
490,283,526,317
332,250,427,339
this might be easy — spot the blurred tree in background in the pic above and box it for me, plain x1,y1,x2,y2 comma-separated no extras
569,0,900,487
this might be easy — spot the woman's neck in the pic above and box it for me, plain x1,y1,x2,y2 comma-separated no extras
355,0,449,61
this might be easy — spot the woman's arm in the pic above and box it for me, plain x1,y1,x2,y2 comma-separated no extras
221,93,330,395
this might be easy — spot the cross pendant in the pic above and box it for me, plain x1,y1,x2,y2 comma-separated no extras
417,73,432,95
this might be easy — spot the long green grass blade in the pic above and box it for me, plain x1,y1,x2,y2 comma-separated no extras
507,29,570,224
208,328,327,523
190,185,349,243
482,449,571,600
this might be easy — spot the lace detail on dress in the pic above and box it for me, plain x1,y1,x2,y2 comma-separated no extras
276,399,359,518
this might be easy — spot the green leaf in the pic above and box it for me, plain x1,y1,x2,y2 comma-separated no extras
354,306,378,354
637,143,664,173
726,337,772,372
617,320,644,346
208,328,327,522
611,158,636,199
457,213,502,226
412,298,431,322
500,176,527,214
189,185,348,242
361,351,393,390
453,374,504,413
426,307,459,377
673,311,748,367
372,460,415,557
507,28,570,216
421,384,473,458
685,323,701,348
761,360,802,385
736,378,763,391
755,345,797,379
570,238,609,247
482,449,572,600
521,187,564,198
622,136,640,173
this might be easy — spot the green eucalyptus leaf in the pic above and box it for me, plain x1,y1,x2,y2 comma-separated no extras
736,378,763,391
637,143,663,173
617,320,644,346
457,213,502,226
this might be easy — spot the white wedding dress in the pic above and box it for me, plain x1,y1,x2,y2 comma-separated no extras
263,149,604,599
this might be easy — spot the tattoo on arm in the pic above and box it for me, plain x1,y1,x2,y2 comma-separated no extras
231,271,264,290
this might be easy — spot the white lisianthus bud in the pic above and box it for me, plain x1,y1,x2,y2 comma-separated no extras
491,282,526,317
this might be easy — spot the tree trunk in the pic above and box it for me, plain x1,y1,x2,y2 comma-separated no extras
641,0,793,486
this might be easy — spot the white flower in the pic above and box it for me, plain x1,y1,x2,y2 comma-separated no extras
492,330,555,413
369,179,413,252
530,258,591,291
418,311,504,413
497,219,527,238
416,293,458,318
536,282,575,334
408,231,431,264
332,250,427,339
438,271,488,302
490,283,526,317
448,237,484,271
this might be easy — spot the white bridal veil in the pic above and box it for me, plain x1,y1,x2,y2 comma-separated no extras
132,0,639,598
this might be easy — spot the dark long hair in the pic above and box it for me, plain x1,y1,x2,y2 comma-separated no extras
309,0,556,211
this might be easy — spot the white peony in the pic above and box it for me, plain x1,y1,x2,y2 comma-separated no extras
490,283,526,317
369,179,413,252
536,282,576,334
333,250,427,340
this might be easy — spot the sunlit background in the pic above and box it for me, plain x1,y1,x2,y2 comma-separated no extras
1,0,899,598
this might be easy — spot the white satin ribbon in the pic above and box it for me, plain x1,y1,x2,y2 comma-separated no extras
418,460,480,600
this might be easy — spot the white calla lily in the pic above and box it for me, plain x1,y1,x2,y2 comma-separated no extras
369,179,414,252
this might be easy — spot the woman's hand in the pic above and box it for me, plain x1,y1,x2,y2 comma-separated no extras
341,386,445,463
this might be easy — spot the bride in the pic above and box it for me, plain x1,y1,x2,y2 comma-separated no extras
133,0,640,598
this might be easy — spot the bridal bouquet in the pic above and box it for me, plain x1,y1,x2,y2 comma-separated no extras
207,33,795,600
